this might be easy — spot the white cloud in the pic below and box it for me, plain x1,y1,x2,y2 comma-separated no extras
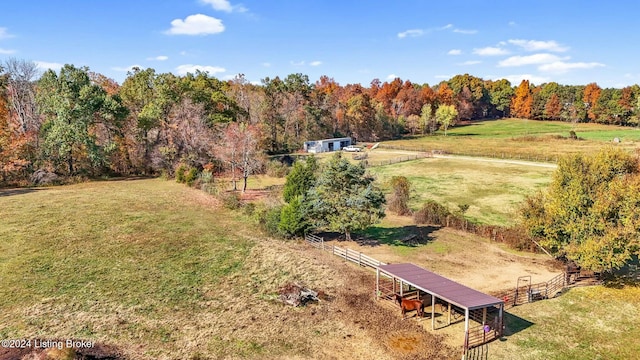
35,61,63,71
290,60,305,66
508,39,568,52
508,21,517,26
458,60,481,66
112,64,144,72
453,28,478,35
147,55,168,61
200,0,247,13
448,49,462,55
0,27,14,39
165,14,225,35
262,62,271,67
501,74,550,85
538,61,605,73
175,64,226,75
498,53,567,67
180,51,189,56
310,60,322,66
398,29,424,38
0,48,16,54
473,47,509,56
441,24,453,30
386,74,398,80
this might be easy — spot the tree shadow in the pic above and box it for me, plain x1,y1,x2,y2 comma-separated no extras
502,312,534,337
0,188,45,197
354,225,440,247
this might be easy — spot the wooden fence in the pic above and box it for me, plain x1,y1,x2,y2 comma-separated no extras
378,144,560,163
304,234,386,270
365,153,431,167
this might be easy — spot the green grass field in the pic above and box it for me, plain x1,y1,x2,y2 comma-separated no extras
383,118,640,161
368,157,554,225
491,285,640,360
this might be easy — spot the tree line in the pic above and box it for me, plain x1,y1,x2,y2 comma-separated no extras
2,59,640,185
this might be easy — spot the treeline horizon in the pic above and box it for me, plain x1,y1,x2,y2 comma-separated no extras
1,58,639,185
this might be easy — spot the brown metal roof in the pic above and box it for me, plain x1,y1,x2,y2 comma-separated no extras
378,263,503,310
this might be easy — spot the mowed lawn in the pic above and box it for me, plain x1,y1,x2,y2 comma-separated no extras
368,157,554,225
383,118,640,161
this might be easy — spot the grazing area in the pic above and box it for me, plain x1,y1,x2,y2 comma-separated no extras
382,118,640,161
490,285,640,360
368,157,554,226
0,179,456,360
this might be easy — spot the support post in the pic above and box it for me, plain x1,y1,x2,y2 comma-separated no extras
482,307,487,343
376,268,380,300
431,295,436,330
448,302,452,325
400,281,403,296
321,237,324,251
464,308,470,351
499,304,504,337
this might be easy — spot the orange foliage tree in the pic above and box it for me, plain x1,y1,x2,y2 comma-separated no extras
583,82,601,121
511,80,533,118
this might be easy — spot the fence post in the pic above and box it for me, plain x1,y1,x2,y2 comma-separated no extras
321,237,325,251
359,252,362,266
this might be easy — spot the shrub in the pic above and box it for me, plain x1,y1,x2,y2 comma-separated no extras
266,160,290,178
219,191,242,210
198,170,218,195
185,167,199,187
413,200,451,225
175,164,187,183
278,196,309,237
254,204,283,237
388,176,412,215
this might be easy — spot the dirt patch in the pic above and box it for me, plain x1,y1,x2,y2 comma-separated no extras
325,227,562,293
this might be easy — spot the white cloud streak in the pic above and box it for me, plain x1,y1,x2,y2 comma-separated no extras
397,29,424,38
538,61,605,73
498,53,568,67
508,39,568,52
309,61,322,66
200,0,247,13
35,61,63,72
0,48,16,54
147,55,168,61
473,47,509,56
0,27,14,39
175,64,226,75
448,49,462,55
165,14,225,35
453,28,478,35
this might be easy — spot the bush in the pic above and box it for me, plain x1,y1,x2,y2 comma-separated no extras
278,196,309,237
185,167,199,187
266,160,290,178
198,170,218,195
219,191,242,210
175,164,187,183
254,204,283,237
413,200,452,225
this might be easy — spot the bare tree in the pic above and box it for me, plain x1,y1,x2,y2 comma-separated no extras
3,58,40,135
218,122,263,192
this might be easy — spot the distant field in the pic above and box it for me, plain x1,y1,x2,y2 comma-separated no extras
368,157,554,225
382,118,640,161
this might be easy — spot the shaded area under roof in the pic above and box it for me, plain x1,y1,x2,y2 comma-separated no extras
378,263,503,310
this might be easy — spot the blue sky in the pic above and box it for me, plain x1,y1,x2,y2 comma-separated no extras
0,0,638,87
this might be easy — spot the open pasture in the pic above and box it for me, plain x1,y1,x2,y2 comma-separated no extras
368,156,554,226
0,179,455,360
383,118,640,161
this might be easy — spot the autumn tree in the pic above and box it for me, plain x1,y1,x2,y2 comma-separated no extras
420,103,436,135
583,82,601,122
304,152,385,240
521,147,640,272
388,176,412,215
218,122,263,192
37,65,128,175
435,104,458,136
544,93,562,120
511,80,533,119
486,79,513,118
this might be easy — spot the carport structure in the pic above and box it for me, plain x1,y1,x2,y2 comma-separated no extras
376,263,504,353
